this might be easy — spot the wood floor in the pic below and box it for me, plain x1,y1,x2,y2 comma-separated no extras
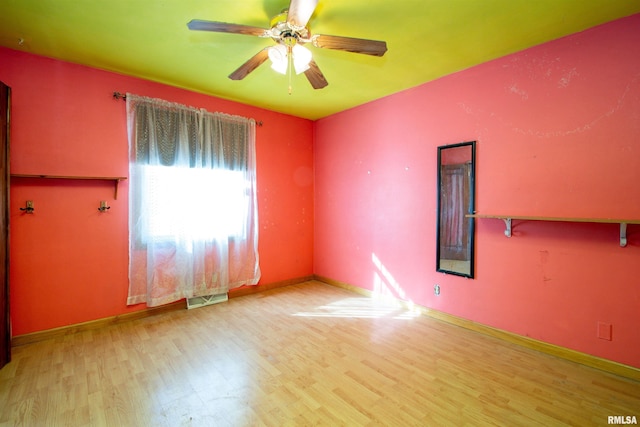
1,281,638,426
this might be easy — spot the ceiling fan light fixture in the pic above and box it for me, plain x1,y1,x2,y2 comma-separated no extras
268,45,288,74
292,44,312,74
268,43,312,76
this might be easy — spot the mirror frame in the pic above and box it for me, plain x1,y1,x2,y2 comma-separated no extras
436,141,476,278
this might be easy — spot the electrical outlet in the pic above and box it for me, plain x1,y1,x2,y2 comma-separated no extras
434,284,440,296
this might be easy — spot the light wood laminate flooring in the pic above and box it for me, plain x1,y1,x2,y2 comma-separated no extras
1,281,638,426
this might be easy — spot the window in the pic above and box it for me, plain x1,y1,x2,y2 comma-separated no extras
141,166,249,242
126,94,260,307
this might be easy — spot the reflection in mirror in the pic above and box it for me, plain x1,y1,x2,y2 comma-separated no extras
436,141,476,278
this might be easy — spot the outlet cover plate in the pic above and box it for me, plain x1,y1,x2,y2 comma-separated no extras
597,322,612,341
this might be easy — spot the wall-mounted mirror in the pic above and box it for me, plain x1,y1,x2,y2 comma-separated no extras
436,141,476,278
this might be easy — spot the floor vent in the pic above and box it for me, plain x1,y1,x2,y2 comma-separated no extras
186,293,228,310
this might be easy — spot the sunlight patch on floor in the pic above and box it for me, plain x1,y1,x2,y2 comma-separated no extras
292,296,420,319
293,253,422,319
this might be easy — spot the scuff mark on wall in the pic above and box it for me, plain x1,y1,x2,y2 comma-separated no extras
539,250,552,283
557,67,579,88
508,84,529,100
457,72,640,138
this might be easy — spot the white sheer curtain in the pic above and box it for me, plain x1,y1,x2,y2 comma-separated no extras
126,94,260,307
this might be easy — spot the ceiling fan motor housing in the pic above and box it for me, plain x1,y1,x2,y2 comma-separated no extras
270,9,311,45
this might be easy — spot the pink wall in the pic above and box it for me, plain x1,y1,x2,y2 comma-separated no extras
0,47,314,336
314,14,640,368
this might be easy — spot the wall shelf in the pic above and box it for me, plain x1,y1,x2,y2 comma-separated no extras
467,214,640,247
10,174,127,199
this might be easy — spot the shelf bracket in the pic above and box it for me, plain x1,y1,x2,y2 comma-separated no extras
620,223,627,247
503,218,512,237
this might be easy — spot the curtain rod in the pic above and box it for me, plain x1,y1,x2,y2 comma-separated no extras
113,92,263,127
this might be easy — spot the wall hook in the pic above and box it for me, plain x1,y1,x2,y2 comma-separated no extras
98,200,110,212
19,200,34,214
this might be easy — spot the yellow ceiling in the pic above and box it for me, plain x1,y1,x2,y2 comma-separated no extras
1,1,639,120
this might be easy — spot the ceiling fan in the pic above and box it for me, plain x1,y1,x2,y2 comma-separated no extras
187,0,387,92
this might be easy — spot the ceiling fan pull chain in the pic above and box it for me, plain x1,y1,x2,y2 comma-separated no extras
288,45,293,95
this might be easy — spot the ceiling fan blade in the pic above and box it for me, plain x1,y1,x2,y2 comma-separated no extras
187,20,268,37
304,60,328,89
228,48,270,80
312,34,388,57
287,0,318,28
